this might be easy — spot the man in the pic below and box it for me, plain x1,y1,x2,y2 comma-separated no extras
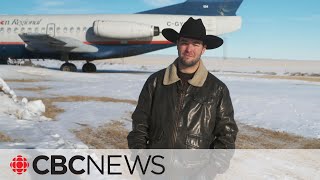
127,17,238,149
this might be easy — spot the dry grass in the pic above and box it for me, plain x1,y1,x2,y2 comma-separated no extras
29,96,137,119
28,97,64,119
73,121,320,149
0,132,14,142
231,74,320,83
236,123,320,149
73,121,129,149
3,79,42,82
28,95,319,149
44,96,137,105
260,75,320,82
16,86,50,92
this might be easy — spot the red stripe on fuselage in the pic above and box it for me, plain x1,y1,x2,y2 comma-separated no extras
84,40,173,45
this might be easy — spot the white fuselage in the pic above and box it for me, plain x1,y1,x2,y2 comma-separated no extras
0,14,241,60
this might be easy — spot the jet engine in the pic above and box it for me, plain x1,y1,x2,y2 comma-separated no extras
93,20,160,39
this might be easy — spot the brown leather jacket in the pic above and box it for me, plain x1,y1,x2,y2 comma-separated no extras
127,60,238,149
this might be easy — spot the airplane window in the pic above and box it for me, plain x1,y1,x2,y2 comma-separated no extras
14,28,19,33
7,28,11,33
41,27,46,33
70,27,74,33
76,27,80,33
0,27,4,33
21,27,25,33
28,28,32,33
35,27,39,33
56,27,61,34
83,27,87,32
63,27,68,33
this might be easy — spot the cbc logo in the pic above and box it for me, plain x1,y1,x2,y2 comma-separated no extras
10,155,30,175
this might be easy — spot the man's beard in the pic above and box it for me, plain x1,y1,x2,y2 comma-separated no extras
179,57,201,67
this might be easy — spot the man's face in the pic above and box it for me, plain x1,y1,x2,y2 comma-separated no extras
177,37,207,67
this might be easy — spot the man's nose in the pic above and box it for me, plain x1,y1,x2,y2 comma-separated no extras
185,44,193,52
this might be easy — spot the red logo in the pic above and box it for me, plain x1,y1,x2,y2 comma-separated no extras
10,155,30,175
0,21,4,25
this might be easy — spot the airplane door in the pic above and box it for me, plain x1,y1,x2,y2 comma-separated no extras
46,23,56,36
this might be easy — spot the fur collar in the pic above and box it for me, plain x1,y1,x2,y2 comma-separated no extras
163,59,208,87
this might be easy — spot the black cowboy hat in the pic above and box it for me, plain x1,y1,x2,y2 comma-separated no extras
162,17,223,49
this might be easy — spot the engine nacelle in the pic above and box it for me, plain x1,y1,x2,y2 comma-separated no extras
93,20,160,39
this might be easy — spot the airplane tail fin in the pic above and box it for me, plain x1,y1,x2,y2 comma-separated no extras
139,0,243,16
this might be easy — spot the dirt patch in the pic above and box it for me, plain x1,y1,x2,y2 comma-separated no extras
229,74,320,83
73,121,129,149
29,95,320,149
29,96,137,119
260,75,320,82
16,86,50,92
0,132,14,142
236,123,320,149
4,79,42,83
45,96,137,105
28,97,64,119
72,120,319,149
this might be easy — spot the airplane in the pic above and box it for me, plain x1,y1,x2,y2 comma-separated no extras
0,0,243,72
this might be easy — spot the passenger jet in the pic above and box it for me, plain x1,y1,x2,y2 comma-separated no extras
0,0,243,72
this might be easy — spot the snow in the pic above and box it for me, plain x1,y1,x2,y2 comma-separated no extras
0,58,319,179
0,77,17,101
0,58,319,150
223,76,320,138
0,77,49,121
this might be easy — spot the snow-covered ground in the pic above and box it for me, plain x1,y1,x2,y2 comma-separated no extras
0,57,320,149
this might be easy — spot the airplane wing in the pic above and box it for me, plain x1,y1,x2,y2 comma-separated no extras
18,33,98,53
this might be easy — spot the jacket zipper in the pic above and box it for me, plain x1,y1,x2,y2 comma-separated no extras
178,89,185,126
172,82,188,147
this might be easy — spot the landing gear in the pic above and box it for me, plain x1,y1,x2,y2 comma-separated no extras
60,54,77,72
60,62,77,72
59,62,97,73
59,54,96,73
82,62,96,73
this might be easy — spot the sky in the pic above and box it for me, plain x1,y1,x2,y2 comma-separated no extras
0,0,319,60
